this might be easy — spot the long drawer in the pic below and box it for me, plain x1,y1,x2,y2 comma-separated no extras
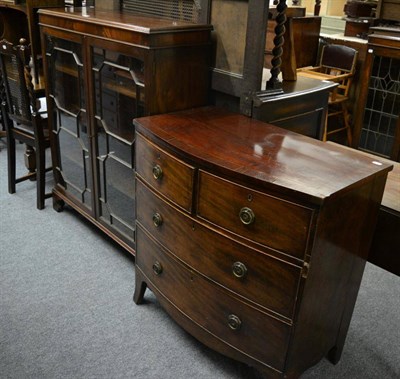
137,178,302,320
135,133,195,212
197,171,314,259
136,226,291,372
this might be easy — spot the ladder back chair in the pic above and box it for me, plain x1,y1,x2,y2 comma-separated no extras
0,38,52,209
297,44,358,144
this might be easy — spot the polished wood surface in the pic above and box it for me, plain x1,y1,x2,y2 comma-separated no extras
197,170,312,259
39,7,213,43
136,178,302,320
135,106,391,205
133,106,391,377
136,225,291,372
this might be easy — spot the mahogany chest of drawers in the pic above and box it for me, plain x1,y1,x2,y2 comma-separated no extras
133,106,392,377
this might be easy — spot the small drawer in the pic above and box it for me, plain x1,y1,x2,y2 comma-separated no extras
135,133,195,212
197,171,313,259
136,226,291,372
136,179,302,320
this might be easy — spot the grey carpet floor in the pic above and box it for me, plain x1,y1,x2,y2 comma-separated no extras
0,140,399,379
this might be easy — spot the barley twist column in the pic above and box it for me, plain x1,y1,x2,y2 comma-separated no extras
266,0,287,91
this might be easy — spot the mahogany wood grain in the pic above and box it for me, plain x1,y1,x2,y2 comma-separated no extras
136,133,195,212
133,106,392,377
136,225,291,373
136,178,302,320
134,106,392,205
39,8,212,48
197,171,313,260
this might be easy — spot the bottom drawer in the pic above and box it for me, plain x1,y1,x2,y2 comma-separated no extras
136,226,291,371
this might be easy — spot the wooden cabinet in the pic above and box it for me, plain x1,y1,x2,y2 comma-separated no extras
354,34,400,161
377,0,400,21
39,8,212,253
250,76,336,139
133,106,392,377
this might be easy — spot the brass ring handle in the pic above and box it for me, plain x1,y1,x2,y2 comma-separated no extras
227,314,242,331
152,261,163,276
239,207,255,225
152,212,163,227
152,164,163,180
232,262,247,279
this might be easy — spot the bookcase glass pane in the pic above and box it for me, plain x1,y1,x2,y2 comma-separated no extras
359,55,400,158
97,120,135,242
92,47,139,242
46,36,92,209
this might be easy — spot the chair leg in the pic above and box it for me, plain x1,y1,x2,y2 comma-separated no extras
323,110,329,142
342,104,352,146
24,144,37,175
35,143,46,210
1,106,15,193
4,120,17,194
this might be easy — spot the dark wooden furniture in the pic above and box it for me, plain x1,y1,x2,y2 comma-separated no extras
133,106,392,378
328,141,400,276
265,6,306,69
249,76,336,139
265,13,322,81
370,161,400,276
39,7,212,254
0,38,52,209
376,0,400,21
353,34,400,161
0,0,65,83
120,0,270,112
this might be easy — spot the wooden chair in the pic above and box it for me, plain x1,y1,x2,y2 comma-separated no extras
0,38,52,209
297,44,358,144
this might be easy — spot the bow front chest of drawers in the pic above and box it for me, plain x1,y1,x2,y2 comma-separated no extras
133,107,392,378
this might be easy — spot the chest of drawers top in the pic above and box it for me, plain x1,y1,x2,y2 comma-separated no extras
134,106,393,206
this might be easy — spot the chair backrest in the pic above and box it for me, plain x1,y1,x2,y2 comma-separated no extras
319,44,358,75
319,44,358,98
0,38,37,128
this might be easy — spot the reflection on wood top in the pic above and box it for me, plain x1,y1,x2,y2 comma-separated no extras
38,7,213,33
134,106,393,205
